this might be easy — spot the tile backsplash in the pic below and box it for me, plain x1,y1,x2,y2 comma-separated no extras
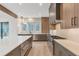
55,28,79,43
50,30,57,36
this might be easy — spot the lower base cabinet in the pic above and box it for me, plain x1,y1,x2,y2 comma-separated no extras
6,37,32,56
21,37,32,56
33,34,48,41
54,41,75,56
6,46,21,56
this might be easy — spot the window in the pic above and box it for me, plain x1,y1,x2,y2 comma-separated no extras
0,23,1,37
22,23,27,31
34,22,40,32
3,22,9,36
27,22,33,33
0,22,9,39
21,22,41,33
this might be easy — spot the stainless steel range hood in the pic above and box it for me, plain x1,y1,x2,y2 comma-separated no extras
50,19,62,24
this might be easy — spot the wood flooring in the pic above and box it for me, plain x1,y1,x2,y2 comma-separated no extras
28,41,52,56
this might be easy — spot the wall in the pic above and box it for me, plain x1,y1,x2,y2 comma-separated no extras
49,24,56,30
0,11,17,45
55,28,79,43
56,24,61,30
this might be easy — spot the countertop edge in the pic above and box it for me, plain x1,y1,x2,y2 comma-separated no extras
54,39,79,56
1,36,32,56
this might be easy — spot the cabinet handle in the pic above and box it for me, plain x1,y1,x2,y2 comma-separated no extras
71,17,74,27
74,16,78,26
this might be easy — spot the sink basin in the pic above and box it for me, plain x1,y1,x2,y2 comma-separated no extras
51,36,66,39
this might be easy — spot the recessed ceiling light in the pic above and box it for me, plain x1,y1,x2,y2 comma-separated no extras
39,3,43,6
19,3,22,5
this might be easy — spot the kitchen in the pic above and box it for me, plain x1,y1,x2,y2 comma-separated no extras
0,3,79,56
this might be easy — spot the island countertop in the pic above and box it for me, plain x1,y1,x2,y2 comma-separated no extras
54,39,79,56
0,35,32,56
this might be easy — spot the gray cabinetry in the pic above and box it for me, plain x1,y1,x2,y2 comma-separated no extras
54,41,75,56
6,36,32,56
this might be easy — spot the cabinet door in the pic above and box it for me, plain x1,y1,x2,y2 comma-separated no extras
67,3,74,29
21,37,32,56
61,3,74,29
69,3,75,28
62,3,79,29
54,42,75,56
6,46,21,56
54,42,60,56
73,4,78,28
41,17,49,33
76,3,79,28
61,4,69,29
54,42,64,56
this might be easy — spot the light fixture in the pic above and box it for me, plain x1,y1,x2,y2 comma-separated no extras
39,3,43,6
19,3,22,5
28,18,33,22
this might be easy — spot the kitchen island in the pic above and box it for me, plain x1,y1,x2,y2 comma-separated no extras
0,35,32,56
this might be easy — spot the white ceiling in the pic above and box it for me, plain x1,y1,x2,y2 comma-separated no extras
1,3,50,17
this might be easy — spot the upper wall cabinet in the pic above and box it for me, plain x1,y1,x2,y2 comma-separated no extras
56,3,61,20
60,3,79,29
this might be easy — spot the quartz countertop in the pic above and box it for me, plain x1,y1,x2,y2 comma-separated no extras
50,29,79,56
0,35,32,56
18,33,49,35
54,39,79,56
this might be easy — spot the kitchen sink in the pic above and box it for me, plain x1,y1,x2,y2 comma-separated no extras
51,36,66,39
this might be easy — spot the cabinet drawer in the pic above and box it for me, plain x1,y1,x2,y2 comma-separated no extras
21,38,32,56
21,41,27,48
6,46,21,56
21,38,32,48
6,37,32,56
